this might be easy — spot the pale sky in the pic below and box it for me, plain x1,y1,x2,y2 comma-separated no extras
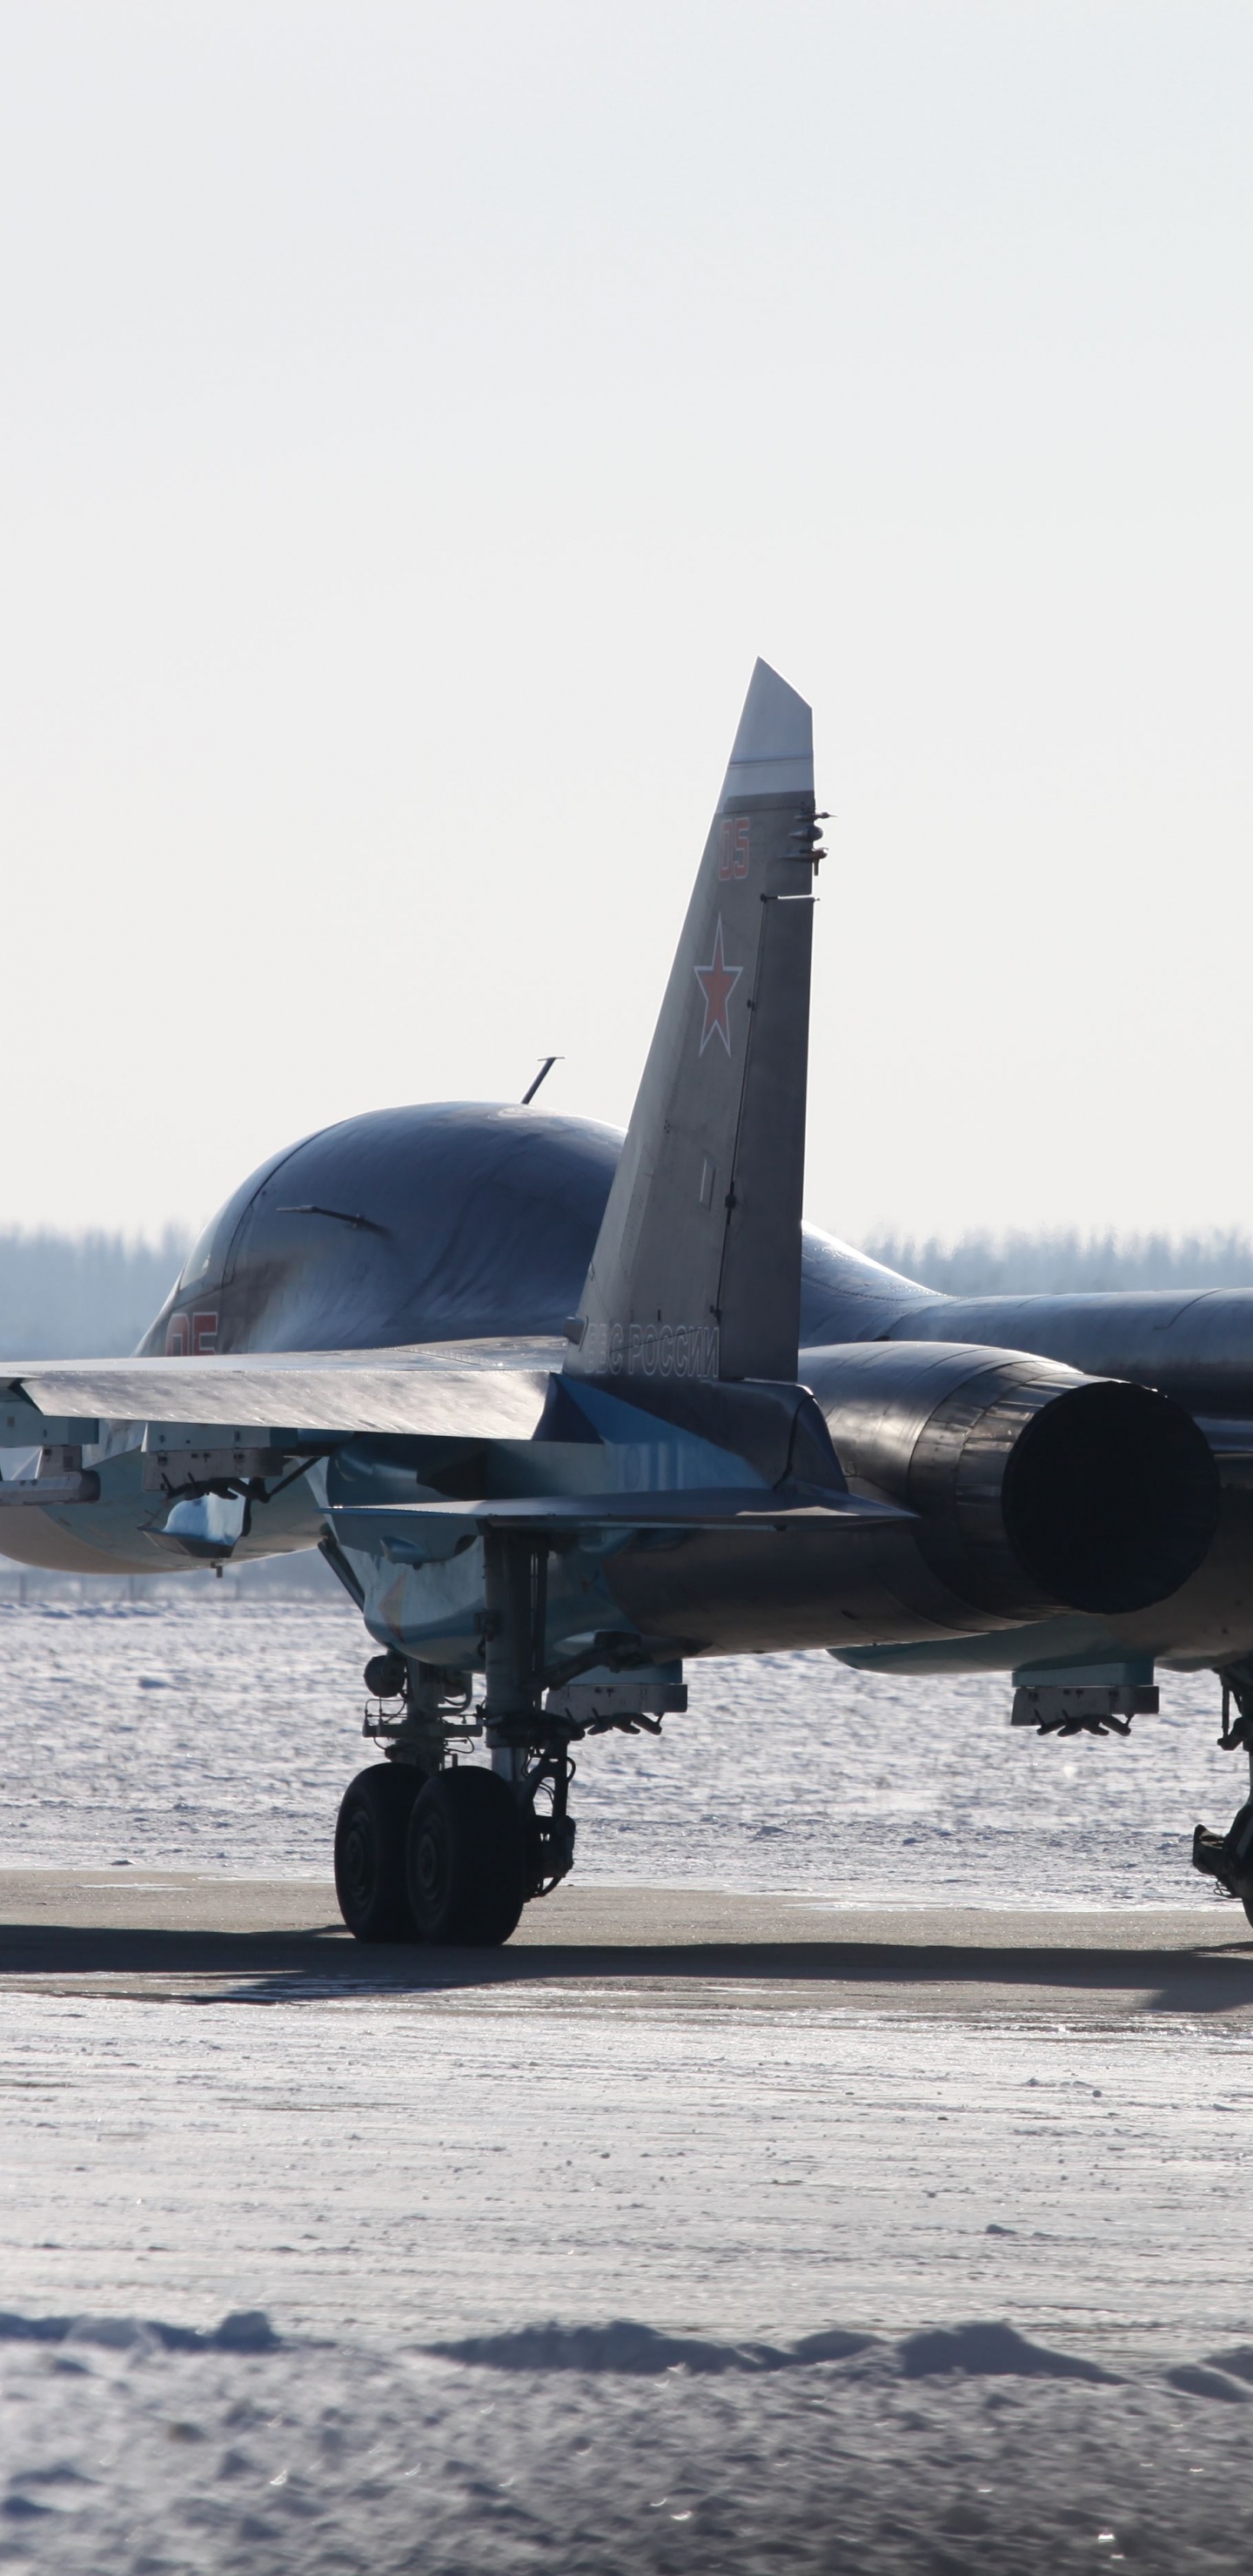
3,1,1252,1249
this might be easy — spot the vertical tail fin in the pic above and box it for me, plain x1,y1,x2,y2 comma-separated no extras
566,660,819,1387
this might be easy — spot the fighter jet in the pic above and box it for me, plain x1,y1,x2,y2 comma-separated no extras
3,661,1250,1942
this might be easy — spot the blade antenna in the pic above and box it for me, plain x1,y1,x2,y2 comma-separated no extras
521,1056,562,1105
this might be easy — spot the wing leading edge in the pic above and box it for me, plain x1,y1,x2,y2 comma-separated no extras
0,1338,563,1447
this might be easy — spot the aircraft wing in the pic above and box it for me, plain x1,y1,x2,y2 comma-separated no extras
0,1335,908,1540
0,1338,562,1446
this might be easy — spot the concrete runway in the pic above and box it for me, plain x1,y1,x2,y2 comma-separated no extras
1,1865,1250,2018
0,1868,1250,2356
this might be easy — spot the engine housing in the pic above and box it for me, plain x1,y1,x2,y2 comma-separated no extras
802,1339,1219,1619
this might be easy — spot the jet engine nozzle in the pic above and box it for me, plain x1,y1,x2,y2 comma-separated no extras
804,1341,1219,1618
999,1375,1218,1613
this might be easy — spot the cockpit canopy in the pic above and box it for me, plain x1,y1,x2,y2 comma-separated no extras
141,1099,927,1359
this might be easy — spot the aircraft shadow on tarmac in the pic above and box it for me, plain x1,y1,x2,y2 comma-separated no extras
2,1920,1253,2016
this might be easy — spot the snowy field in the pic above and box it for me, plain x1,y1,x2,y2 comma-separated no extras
0,1583,1242,1905
1,1962,1252,2573
1,1586,1251,2571
3,2311,1253,2574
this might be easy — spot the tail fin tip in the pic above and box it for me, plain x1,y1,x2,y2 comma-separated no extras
719,659,814,810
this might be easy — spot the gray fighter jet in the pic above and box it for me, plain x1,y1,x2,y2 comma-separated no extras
3,662,1250,1942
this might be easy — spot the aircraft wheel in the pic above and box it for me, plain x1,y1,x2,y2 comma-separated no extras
334,1762,424,1942
1232,1801,1253,1934
405,1767,526,1947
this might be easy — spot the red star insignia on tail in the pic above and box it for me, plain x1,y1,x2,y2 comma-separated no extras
694,916,743,1056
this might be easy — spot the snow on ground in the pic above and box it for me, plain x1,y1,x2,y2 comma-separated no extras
2,2315,1253,2574
0,1591,1241,1903
1,1981,1250,2359
0,1967,1250,2569
1,1594,1251,2569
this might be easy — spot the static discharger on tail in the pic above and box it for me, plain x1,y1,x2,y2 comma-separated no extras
0,659,1250,1944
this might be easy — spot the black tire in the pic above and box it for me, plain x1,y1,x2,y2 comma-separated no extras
1220,1800,1253,1931
334,1763,424,1942
405,1767,526,1947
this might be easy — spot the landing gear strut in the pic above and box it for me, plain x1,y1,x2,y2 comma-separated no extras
333,1532,586,1949
1192,1670,1253,1928
469,1526,579,1926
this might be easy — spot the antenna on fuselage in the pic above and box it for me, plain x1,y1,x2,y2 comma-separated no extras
521,1056,562,1105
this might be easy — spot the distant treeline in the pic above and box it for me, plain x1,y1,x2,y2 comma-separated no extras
0,1229,188,1358
3,1224,1253,1360
864,1231,1253,1297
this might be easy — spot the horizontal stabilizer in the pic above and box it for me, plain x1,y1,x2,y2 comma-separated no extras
331,1486,910,1537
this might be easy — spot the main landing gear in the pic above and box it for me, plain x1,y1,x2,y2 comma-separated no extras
1193,1668,1253,1929
333,1761,423,1942
335,1760,534,1946
333,1533,582,1949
